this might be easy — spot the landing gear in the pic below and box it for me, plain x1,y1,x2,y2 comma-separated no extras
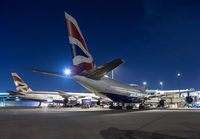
116,105,122,110
81,103,90,109
139,104,145,110
63,98,68,107
109,103,123,110
38,102,41,107
185,96,193,104
97,100,101,105
126,105,133,110
109,102,114,109
109,105,115,109
159,100,165,107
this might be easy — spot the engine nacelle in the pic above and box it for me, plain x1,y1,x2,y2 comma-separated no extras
185,96,193,104
159,100,165,107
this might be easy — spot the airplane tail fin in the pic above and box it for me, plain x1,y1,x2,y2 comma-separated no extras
11,73,32,93
24,12,124,79
65,12,95,75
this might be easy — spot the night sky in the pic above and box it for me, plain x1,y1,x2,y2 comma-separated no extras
1,0,200,92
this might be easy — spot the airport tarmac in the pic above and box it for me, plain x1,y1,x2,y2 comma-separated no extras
0,108,200,139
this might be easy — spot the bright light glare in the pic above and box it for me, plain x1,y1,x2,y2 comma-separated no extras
143,81,147,85
64,69,71,75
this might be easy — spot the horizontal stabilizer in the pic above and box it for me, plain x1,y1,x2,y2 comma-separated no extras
6,90,25,95
24,68,65,77
82,58,124,80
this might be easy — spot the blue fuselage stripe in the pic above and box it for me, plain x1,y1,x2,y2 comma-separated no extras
101,92,141,103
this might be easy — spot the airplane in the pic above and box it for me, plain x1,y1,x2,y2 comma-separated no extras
25,12,151,110
146,89,195,106
7,73,100,107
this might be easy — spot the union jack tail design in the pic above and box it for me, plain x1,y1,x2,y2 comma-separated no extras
11,73,32,93
65,12,95,74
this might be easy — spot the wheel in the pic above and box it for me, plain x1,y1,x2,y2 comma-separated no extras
126,106,133,110
109,105,115,109
186,96,193,104
97,100,101,105
38,102,41,107
116,106,122,110
159,100,165,107
63,98,68,107
139,104,145,110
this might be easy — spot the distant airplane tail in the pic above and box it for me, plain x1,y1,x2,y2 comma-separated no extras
65,12,95,74
11,73,32,93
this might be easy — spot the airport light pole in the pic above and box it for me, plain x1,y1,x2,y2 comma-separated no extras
143,81,147,90
160,81,163,90
177,73,181,95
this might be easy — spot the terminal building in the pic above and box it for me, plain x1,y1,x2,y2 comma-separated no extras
0,93,39,107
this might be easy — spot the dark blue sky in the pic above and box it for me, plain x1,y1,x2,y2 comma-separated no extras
1,0,200,92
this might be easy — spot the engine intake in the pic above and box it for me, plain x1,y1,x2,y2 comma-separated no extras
159,100,165,107
185,96,193,104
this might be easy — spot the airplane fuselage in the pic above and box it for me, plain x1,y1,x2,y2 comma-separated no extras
14,91,64,103
73,75,146,103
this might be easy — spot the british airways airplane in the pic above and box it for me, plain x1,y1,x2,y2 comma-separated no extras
25,12,148,109
7,73,99,107
146,89,195,106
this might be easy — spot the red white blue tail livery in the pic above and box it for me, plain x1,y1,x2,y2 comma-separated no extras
11,73,32,93
65,12,95,74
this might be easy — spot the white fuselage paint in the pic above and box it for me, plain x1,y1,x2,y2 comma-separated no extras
14,91,99,102
72,75,146,102
15,91,64,102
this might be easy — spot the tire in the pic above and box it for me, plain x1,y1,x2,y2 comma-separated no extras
139,105,145,110
126,106,133,110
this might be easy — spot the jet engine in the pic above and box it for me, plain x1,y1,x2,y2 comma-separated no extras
185,96,193,104
159,100,165,107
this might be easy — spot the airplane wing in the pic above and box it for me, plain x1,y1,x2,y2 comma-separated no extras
81,58,124,80
6,90,25,95
146,89,196,98
56,90,100,100
164,89,195,95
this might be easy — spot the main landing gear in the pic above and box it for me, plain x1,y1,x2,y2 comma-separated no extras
109,103,133,110
126,105,133,110
38,101,41,107
109,103,123,110
139,104,145,110
159,99,165,107
63,98,68,107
